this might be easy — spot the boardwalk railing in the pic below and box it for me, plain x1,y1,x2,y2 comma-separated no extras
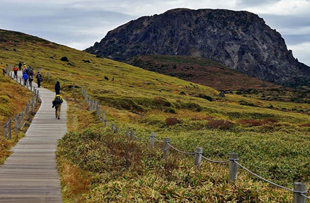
1,69,40,143
81,87,309,203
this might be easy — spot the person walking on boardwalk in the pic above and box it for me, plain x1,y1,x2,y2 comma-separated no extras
52,94,63,119
13,66,18,79
23,70,28,86
55,81,60,95
36,71,42,88
18,62,22,71
28,74,33,88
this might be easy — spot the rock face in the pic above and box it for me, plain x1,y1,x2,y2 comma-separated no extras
86,8,310,86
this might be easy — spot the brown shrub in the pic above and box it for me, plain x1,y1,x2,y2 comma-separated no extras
166,118,182,126
299,123,310,127
238,118,277,127
206,119,234,129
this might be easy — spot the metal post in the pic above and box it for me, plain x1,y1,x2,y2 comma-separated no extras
294,182,306,203
229,153,238,183
163,138,170,160
150,132,155,148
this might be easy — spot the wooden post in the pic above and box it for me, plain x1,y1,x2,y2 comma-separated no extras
101,111,105,123
163,138,170,160
3,123,7,139
126,130,129,139
229,153,238,183
294,182,306,203
104,120,108,127
194,147,203,169
115,127,119,133
150,132,155,148
36,90,39,106
130,131,134,141
111,123,115,131
8,118,12,139
32,96,35,114
14,115,18,136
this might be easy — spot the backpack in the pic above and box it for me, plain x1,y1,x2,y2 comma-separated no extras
14,67,18,71
28,68,33,75
54,96,63,105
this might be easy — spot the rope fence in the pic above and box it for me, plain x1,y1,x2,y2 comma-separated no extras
1,69,40,144
81,86,310,202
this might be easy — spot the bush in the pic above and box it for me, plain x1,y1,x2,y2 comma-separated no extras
165,118,182,126
60,56,69,62
206,119,234,130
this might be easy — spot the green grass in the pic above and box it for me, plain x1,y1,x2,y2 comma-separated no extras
1,29,310,202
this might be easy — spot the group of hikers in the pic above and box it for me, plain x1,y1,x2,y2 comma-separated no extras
14,63,43,88
11,62,63,120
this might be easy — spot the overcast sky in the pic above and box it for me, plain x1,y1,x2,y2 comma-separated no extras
1,0,310,66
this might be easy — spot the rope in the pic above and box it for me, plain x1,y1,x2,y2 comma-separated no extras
201,155,229,164
167,143,196,155
154,137,164,143
301,194,310,200
133,135,149,141
235,161,294,193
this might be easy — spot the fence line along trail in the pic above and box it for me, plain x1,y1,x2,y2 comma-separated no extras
0,71,67,202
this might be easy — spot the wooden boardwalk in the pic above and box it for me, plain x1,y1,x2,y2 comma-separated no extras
0,72,66,202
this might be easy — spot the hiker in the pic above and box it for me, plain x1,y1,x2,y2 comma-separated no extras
18,62,22,71
52,94,63,119
13,66,18,79
2,69,6,76
27,66,34,77
23,70,28,86
55,81,60,95
29,74,33,88
36,72,42,88
22,64,28,75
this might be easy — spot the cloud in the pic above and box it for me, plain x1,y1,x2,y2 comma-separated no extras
0,0,309,65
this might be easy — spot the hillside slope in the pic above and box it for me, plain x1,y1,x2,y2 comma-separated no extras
130,55,280,91
1,29,310,202
86,8,310,87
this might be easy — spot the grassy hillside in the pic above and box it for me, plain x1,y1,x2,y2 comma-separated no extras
1,29,310,202
129,55,279,91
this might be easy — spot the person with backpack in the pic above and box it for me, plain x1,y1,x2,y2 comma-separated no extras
29,74,33,88
23,71,28,86
13,66,18,79
52,94,63,119
28,66,33,77
55,81,60,95
36,72,42,88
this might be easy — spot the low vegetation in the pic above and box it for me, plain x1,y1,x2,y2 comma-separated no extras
1,29,310,202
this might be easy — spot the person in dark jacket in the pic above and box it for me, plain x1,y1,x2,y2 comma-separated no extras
55,81,60,95
36,72,42,88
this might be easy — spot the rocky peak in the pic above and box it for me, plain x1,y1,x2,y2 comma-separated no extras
86,8,310,87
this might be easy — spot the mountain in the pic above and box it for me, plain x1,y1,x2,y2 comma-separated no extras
86,8,310,87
